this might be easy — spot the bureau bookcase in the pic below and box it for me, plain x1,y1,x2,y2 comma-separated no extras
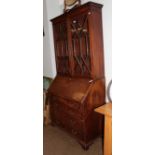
48,2,105,150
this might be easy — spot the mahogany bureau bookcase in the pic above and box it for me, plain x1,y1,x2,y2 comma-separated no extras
47,2,106,150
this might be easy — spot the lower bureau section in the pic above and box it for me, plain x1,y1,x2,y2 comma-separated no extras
50,102,84,141
50,97,103,150
48,77,105,150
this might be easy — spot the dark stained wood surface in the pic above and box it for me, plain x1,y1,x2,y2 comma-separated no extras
51,2,104,79
48,76,91,102
48,2,105,150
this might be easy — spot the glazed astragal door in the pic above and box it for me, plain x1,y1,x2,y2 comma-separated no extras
53,22,70,76
70,12,91,77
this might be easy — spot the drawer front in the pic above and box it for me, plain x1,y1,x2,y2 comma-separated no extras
58,97,81,111
60,111,84,140
50,96,84,140
51,96,82,117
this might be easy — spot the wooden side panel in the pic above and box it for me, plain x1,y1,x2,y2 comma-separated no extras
88,7,105,78
83,78,106,142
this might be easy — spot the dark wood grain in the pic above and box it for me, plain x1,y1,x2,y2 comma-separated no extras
49,2,105,150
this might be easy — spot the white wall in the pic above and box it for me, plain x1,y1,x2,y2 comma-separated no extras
102,0,112,85
43,0,53,77
43,0,62,77
44,0,112,88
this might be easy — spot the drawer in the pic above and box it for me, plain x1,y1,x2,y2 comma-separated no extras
60,112,84,140
50,103,84,140
50,95,85,140
51,96,83,116
60,97,81,111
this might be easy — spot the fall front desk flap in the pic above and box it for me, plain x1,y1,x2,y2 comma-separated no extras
48,76,93,103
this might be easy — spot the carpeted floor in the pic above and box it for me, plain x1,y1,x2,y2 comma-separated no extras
43,125,103,155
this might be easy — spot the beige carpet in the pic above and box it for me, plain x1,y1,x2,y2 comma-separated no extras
43,125,103,155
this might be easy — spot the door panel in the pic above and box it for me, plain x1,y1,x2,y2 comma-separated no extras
53,22,70,75
70,12,91,77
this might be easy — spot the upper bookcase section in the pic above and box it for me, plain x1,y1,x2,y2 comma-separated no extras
51,2,104,79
